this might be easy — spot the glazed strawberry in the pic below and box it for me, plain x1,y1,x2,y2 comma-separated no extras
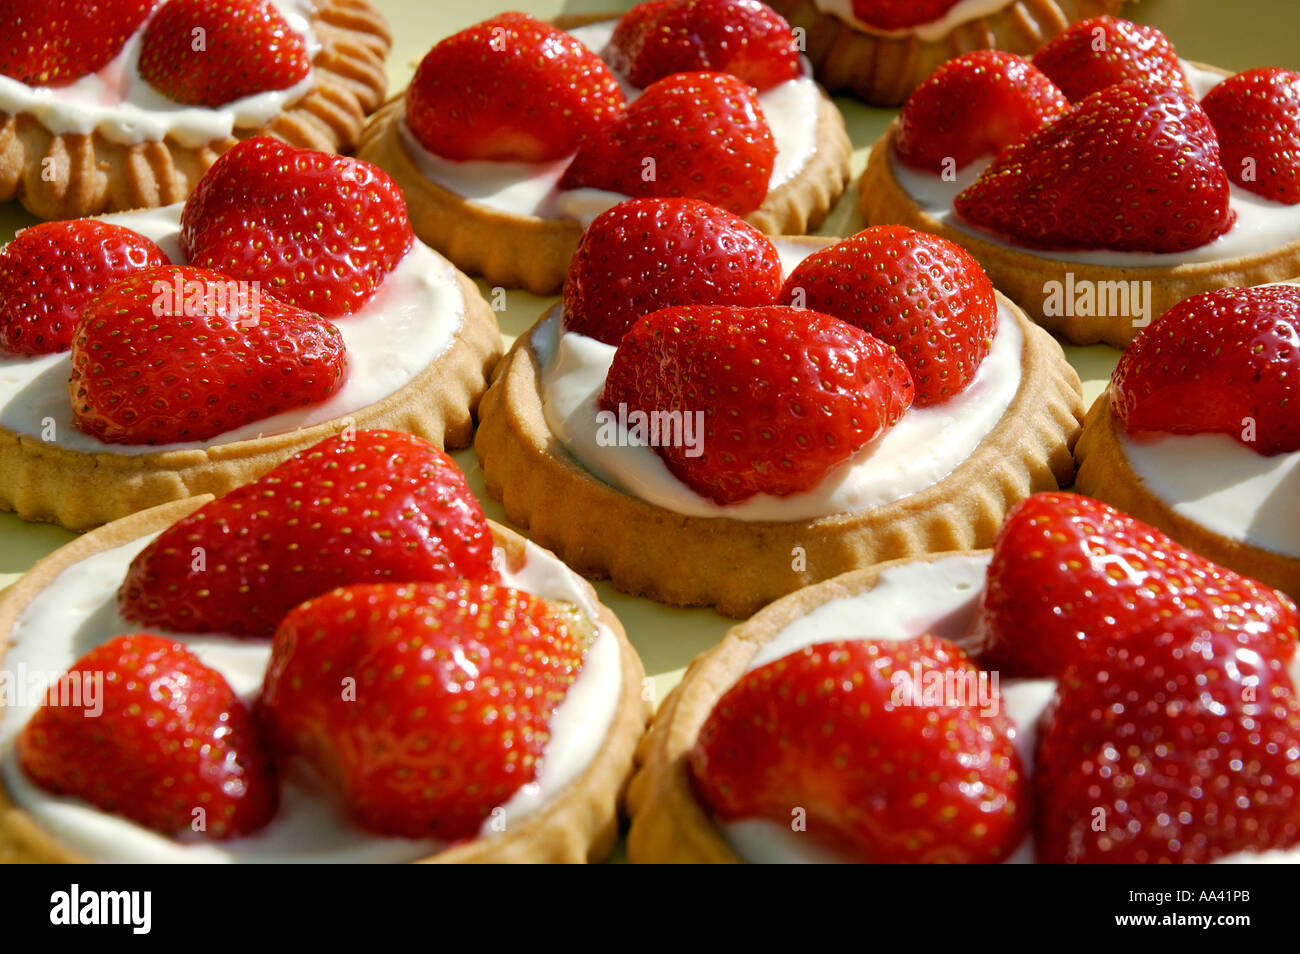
955,81,1234,253
601,305,913,504
259,581,592,839
563,198,783,345
138,0,311,108
974,492,1299,679
894,51,1068,173
1036,617,1300,863
18,634,276,839
118,430,497,637
1112,285,1300,455
180,137,413,318
0,0,156,86
1202,67,1300,205
559,72,776,216
1032,16,1190,102
779,226,996,405
689,637,1026,863
613,0,802,92
0,220,167,356
69,265,347,445
405,12,625,163
848,0,959,30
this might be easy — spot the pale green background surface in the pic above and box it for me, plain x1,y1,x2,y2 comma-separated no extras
1,0,1297,706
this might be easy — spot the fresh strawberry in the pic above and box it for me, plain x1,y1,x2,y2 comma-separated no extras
779,226,996,406
955,81,1234,253
600,304,913,503
1036,617,1300,863
18,634,276,839
0,220,167,356
562,197,783,345
405,12,625,163
1031,16,1190,102
180,137,413,318
847,0,959,30
0,0,157,86
608,0,676,74
69,265,347,445
138,0,310,108
974,492,1299,679
1202,67,1300,205
689,636,1026,863
118,430,497,637
894,51,1068,173
259,581,591,840
612,0,802,92
1112,284,1300,455
559,72,776,216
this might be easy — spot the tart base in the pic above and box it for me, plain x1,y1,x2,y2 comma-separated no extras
0,0,392,221
0,498,650,864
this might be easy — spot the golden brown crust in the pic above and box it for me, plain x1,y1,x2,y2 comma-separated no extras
0,0,392,220
0,499,649,864
1074,388,1300,602
0,268,503,531
474,290,1082,618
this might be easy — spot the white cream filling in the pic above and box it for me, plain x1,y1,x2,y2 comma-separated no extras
814,0,1014,41
0,0,321,149
0,533,622,863
0,202,467,454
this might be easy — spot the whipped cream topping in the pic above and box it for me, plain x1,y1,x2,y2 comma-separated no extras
0,533,623,863
814,0,1014,41
0,0,320,149
0,203,467,455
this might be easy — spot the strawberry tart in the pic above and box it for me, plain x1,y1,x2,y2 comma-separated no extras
0,138,501,531
0,0,391,220
475,198,1083,617
859,17,1300,345
628,492,1300,863
356,4,853,295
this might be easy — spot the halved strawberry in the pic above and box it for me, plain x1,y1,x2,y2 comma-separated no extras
1112,284,1300,455
689,636,1027,863
0,220,167,356
1202,67,1300,205
600,304,914,504
1031,16,1191,102
955,81,1234,253
118,429,497,637
180,137,413,318
562,197,783,345
974,492,1299,679
559,72,776,216
18,634,276,839
405,12,625,163
259,581,591,840
847,0,960,30
0,0,157,86
779,226,997,406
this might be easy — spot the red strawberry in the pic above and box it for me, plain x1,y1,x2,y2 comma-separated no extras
69,265,347,445
1036,617,1300,863
689,636,1026,863
608,0,676,73
559,72,776,217
847,0,960,31
974,492,1299,679
0,0,157,87
1202,67,1300,205
18,634,276,839
180,137,413,318
138,0,310,108
612,0,802,92
0,220,167,356
1112,284,1300,455
405,12,625,163
1031,16,1191,103
562,197,783,345
894,51,1068,174
600,304,913,504
118,429,497,638
259,581,592,840
955,81,1235,253
779,226,997,406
